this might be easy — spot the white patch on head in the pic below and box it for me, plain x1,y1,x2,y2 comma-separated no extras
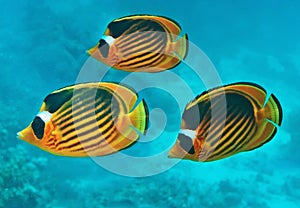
179,129,196,139
102,35,115,46
37,111,52,123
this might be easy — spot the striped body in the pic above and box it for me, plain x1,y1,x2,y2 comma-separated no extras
18,82,148,157
169,82,283,162
88,15,188,72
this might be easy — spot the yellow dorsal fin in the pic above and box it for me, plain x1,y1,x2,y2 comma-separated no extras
223,82,282,126
99,82,138,111
150,15,182,36
223,82,267,107
111,15,182,36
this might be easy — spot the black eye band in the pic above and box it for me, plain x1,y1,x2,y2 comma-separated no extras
178,133,195,154
31,116,45,139
98,39,110,58
182,105,201,130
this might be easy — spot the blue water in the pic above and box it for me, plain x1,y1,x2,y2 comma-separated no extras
1,0,299,207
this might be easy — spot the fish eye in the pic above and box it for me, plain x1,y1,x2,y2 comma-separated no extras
31,116,45,139
178,133,195,154
98,39,110,58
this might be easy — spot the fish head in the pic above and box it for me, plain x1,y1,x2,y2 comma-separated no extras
168,131,203,162
168,102,203,161
87,35,118,66
17,111,57,153
17,124,40,147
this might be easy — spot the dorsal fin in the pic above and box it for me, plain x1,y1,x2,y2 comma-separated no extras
105,15,172,38
223,82,267,107
99,82,138,112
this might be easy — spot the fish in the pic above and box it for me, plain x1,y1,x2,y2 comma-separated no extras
87,14,188,72
17,82,149,157
168,82,283,162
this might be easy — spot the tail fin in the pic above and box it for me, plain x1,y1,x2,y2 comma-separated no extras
244,93,282,152
264,93,283,126
129,99,149,135
173,33,189,60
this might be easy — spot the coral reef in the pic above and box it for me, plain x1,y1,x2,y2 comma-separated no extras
0,101,52,208
61,172,284,208
0,145,49,207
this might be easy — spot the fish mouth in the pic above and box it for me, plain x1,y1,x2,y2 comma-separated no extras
17,131,23,140
87,45,98,55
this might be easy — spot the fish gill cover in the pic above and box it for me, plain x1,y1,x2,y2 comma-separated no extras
0,0,299,207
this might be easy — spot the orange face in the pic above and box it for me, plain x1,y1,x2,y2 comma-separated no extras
168,132,205,162
87,36,120,67
17,111,61,155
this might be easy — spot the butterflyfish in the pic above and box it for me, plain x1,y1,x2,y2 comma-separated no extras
168,82,283,162
18,82,149,157
88,14,188,72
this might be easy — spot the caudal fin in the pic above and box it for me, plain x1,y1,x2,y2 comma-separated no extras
245,93,283,151
129,99,149,135
173,33,189,60
264,93,283,126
